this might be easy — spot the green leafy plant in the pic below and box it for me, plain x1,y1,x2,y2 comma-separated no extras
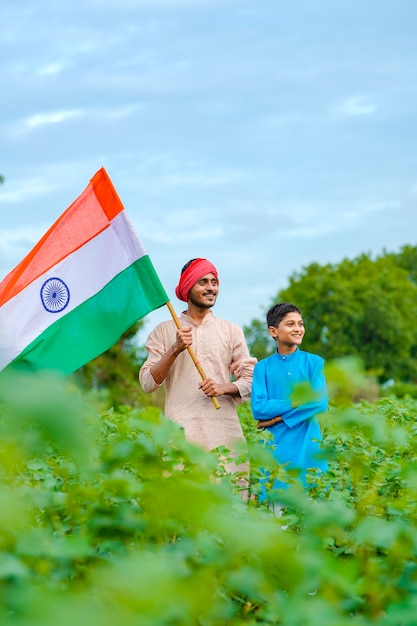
1,364,417,625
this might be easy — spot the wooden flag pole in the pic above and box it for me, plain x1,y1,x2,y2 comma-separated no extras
166,301,220,410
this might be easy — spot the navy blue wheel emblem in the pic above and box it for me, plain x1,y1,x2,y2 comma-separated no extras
40,277,70,313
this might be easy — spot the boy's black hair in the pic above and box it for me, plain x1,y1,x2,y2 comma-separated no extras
267,303,302,328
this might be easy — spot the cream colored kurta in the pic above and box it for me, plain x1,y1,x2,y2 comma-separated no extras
139,311,257,451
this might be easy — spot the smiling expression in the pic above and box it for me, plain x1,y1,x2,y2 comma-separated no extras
269,311,305,352
188,273,219,309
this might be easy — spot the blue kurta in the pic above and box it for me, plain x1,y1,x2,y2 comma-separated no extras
251,348,328,495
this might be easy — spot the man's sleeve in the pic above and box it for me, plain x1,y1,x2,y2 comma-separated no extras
139,326,166,392
230,326,257,404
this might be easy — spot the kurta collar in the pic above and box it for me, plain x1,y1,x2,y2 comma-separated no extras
275,347,300,361
180,310,215,327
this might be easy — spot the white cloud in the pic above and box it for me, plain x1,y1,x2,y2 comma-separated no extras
331,96,377,117
96,104,142,121
158,170,242,188
88,0,238,8
0,226,49,278
0,178,57,203
130,156,244,191
37,62,65,76
1,226,47,249
24,110,83,129
145,225,224,245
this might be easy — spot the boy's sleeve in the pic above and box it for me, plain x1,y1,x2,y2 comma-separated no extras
280,358,328,429
251,361,293,421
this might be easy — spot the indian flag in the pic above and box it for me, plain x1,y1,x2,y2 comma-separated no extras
0,167,169,374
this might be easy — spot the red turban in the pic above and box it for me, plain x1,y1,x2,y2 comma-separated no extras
175,258,219,302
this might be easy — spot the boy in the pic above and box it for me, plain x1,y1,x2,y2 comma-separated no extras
251,303,328,497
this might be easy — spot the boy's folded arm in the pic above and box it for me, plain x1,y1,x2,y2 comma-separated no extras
251,394,292,421
280,398,327,428
256,415,283,429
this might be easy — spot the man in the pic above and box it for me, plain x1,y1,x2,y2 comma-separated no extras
251,302,328,502
139,258,256,469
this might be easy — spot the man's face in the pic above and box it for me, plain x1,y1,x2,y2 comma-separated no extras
269,312,305,347
188,273,219,309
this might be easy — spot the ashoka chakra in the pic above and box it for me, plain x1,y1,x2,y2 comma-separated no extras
40,277,70,313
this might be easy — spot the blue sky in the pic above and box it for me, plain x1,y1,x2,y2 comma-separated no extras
2,0,417,339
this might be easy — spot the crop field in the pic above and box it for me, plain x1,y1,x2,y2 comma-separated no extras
0,364,417,625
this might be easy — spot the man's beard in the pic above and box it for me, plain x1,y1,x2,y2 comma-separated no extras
189,292,217,309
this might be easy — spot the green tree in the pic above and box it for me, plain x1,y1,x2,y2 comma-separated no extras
74,321,151,409
244,250,417,383
389,244,417,285
243,318,275,361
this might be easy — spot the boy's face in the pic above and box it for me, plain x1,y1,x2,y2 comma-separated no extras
268,311,305,348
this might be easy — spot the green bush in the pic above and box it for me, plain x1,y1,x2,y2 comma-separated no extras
1,366,417,625
381,381,417,400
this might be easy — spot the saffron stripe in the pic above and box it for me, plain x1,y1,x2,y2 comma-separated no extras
0,168,123,306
